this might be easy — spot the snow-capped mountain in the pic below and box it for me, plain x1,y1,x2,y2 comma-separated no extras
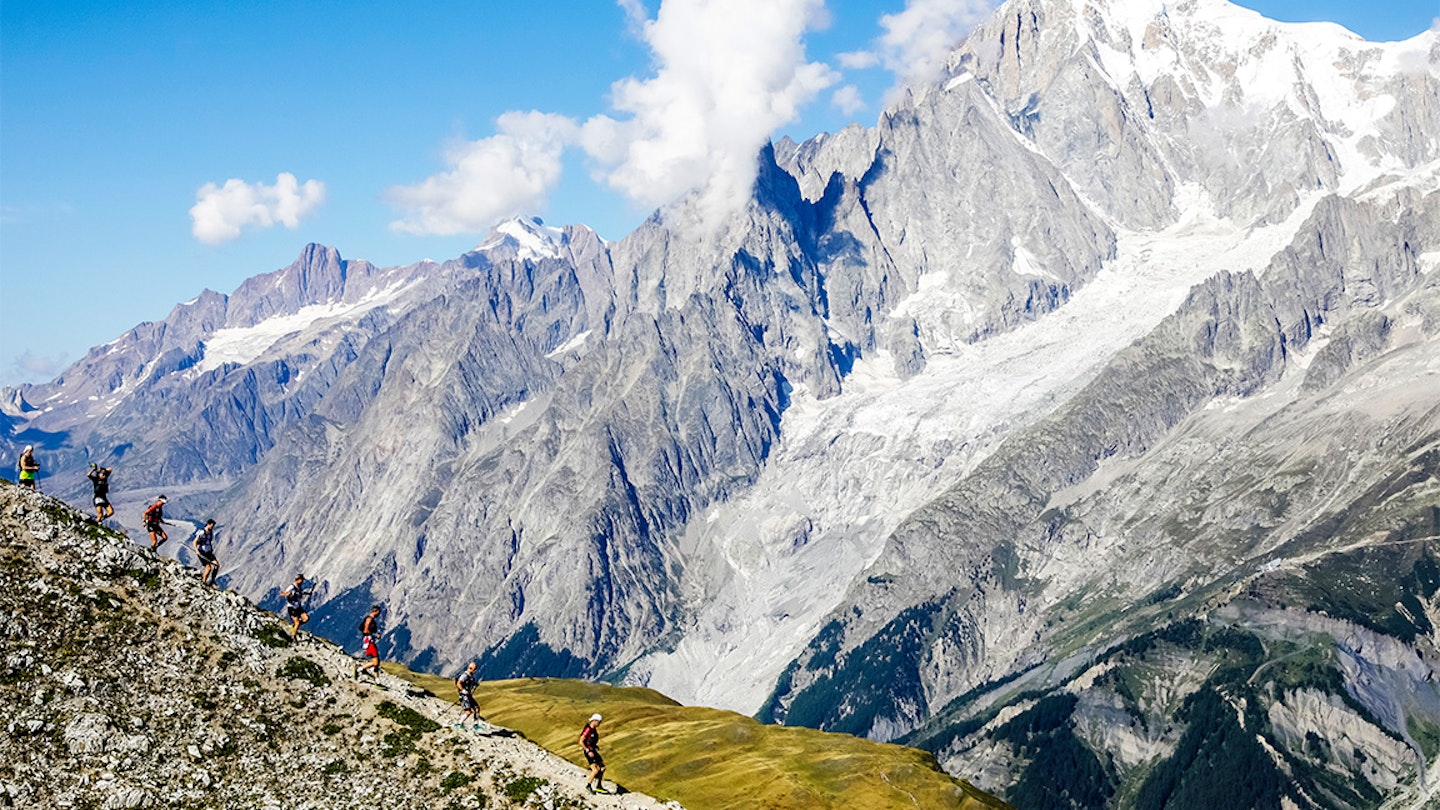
5,0,1439,806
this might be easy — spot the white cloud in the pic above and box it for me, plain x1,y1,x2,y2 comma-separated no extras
386,111,580,236
874,0,998,96
831,84,866,114
190,172,325,245
836,50,880,69
581,0,839,229
617,0,649,33
389,0,839,237
11,350,66,380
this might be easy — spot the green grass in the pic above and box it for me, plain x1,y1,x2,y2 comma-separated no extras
124,567,161,589
252,623,293,649
277,655,329,687
390,666,1011,810
440,771,472,793
377,699,441,734
1409,716,1440,761
503,775,547,803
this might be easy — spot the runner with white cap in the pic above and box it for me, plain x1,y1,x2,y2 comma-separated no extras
580,712,607,794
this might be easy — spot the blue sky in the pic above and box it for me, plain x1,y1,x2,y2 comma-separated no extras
2,0,1436,389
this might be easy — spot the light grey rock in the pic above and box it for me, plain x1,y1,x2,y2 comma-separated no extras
100,783,148,810
63,713,115,755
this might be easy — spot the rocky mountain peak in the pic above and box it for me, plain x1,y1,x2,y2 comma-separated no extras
475,217,572,262
943,0,1440,228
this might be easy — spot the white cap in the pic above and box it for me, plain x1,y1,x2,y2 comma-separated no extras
589,713,603,723
23,445,33,452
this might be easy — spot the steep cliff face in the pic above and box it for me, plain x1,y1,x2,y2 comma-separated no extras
731,8,1440,806
948,0,1440,229
754,187,1440,807
4,244,424,502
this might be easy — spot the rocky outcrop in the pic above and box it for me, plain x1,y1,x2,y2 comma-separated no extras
0,481,680,809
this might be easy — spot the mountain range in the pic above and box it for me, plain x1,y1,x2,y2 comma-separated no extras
5,0,1439,807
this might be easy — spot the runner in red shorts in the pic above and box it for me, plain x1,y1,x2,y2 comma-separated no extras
358,605,382,682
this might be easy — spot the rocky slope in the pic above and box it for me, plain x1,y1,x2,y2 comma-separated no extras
754,137,1440,809
0,481,680,809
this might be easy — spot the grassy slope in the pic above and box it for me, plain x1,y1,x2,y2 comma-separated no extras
392,668,1012,810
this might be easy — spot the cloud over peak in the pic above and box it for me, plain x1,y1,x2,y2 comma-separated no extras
387,0,837,237
189,173,325,245
871,0,998,96
10,350,67,383
386,112,579,236
588,0,837,228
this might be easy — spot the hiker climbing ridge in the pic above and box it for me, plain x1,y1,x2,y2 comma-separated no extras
193,519,220,587
87,463,114,523
143,495,172,551
283,574,312,638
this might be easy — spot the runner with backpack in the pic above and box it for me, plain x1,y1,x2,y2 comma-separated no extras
357,605,383,682
16,446,39,490
455,661,483,730
282,574,312,638
193,519,220,586
143,495,171,551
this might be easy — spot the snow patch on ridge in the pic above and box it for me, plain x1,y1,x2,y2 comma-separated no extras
476,218,566,261
545,330,592,358
195,281,416,373
1010,239,1057,281
1081,0,1431,193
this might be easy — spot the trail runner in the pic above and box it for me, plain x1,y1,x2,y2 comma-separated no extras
87,463,114,522
193,519,219,586
283,574,311,638
143,495,171,551
581,713,608,794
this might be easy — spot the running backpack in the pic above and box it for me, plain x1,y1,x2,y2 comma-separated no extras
143,503,162,522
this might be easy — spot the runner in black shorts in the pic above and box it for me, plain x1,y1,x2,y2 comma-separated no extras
581,713,607,794
143,495,170,551
87,463,114,522
193,519,219,586
456,661,481,729
282,574,311,638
